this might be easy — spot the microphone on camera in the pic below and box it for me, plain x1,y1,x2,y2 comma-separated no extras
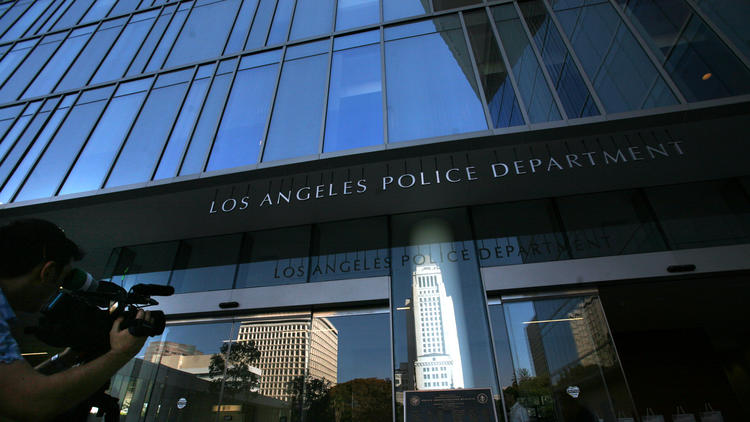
61,268,99,292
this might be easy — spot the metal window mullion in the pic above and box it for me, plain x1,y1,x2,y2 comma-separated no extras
379,25,387,144
102,0,121,20
125,4,168,76
100,76,159,189
0,36,42,91
540,0,606,115
683,0,750,71
17,29,72,102
8,92,83,203
0,2,13,23
159,0,197,69
483,8,531,126
240,0,263,51
220,0,247,55
28,0,64,37
175,59,219,176
316,37,334,154
141,3,180,72
511,1,568,120
82,13,135,87
607,0,687,104
52,81,122,196
45,0,76,33
0,96,64,192
198,57,240,173
460,10,495,130
148,64,198,180
74,0,99,28
50,19,104,93
256,45,286,163
0,0,35,41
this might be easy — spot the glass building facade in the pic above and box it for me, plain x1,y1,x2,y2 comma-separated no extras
1,1,748,421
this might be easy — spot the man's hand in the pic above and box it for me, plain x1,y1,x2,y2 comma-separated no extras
108,310,150,361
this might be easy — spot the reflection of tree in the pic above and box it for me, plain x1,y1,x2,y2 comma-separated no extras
208,341,261,394
503,368,554,421
285,376,393,422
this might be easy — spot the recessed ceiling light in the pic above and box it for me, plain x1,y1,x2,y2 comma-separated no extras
702,72,712,80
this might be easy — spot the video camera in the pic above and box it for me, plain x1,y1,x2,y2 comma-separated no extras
28,269,174,421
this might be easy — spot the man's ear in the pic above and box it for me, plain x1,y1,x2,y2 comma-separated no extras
39,261,60,285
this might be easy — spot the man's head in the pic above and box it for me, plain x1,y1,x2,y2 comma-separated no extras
0,219,84,312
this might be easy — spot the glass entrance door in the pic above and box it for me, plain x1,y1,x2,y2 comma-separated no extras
489,293,635,422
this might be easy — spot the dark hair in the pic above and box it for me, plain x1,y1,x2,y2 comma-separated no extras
0,219,84,278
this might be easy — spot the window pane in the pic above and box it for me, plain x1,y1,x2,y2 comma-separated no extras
224,0,259,54
59,88,148,196
170,234,242,293
110,241,180,292
266,0,294,45
15,95,109,202
0,108,50,190
433,0,481,12
0,34,63,102
694,0,750,61
245,0,276,50
52,0,90,30
83,0,117,23
263,52,329,162
516,0,600,118
323,43,383,153
289,0,334,41
336,0,379,31
383,0,429,22
554,1,678,112
491,5,562,123
385,17,487,142
145,2,191,72
1,0,53,42
165,0,241,67
310,217,389,282
91,13,157,84
24,26,94,98
126,9,173,77
235,226,311,288
106,79,191,188
463,9,527,128
390,208,500,421
0,40,36,91
206,62,278,172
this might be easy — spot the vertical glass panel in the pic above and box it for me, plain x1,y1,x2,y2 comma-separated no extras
91,12,157,85
235,225,311,288
305,311,393,420
310,217,389,282
109,0,141,16
499,295,636,422
116,321,235,421
154,75,210,180
145,2,191,72
38,0,72,34
385,17,487,142
83,0,117,23
491,5,562,123
52,0,92,30
694,0,750,61
59,87,148,196
245,0,276,50
289,0,334,41
56,18,127,92
126,9,173,77
0,108,51,190
383,0,429,22
179,71,233,176
106,78,190,188
617,0,750,101
0,107,35,166
224,0,259,54
233,312,308,417
464,9,526,128
0,1,32,37
323,42,383,153
434,0,481,12
263,51,329,162
0,34,64,102
15,93,108,202
169,233,242,293
24,26,94,98
110,241,180,292
391,208,499,421
266,0,294,45
165,0,241,67
206,62,278,172
472,199,570,267
557,190,667,258
336,0,379,31
1,0,53,42
515,0,599,118
0,40,36,89
645,179,750,249
553,1,677,112
0,97,71,204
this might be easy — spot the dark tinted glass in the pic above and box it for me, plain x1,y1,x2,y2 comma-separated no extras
235,225,311,288
433,0,481,11
694,0,750,61
24,26,93,99
170,234,243,293
110,241,181,292
0,106,49,191
0,34,63,102
310,217,389,282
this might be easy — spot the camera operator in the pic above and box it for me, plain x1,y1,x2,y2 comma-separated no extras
0,219,150,421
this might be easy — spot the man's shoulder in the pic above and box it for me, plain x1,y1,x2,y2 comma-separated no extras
0,289,21,364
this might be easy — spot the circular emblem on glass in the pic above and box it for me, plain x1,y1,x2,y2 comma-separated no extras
409,396,421,407
476,393,489,404
177,397,187,409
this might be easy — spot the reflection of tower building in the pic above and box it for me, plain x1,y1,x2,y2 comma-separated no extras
144,341,203,363
412,262,463,390
236,316,338,401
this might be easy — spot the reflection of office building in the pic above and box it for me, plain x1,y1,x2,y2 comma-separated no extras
236,316,338,401
144,341,203,363
412,262,463,390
